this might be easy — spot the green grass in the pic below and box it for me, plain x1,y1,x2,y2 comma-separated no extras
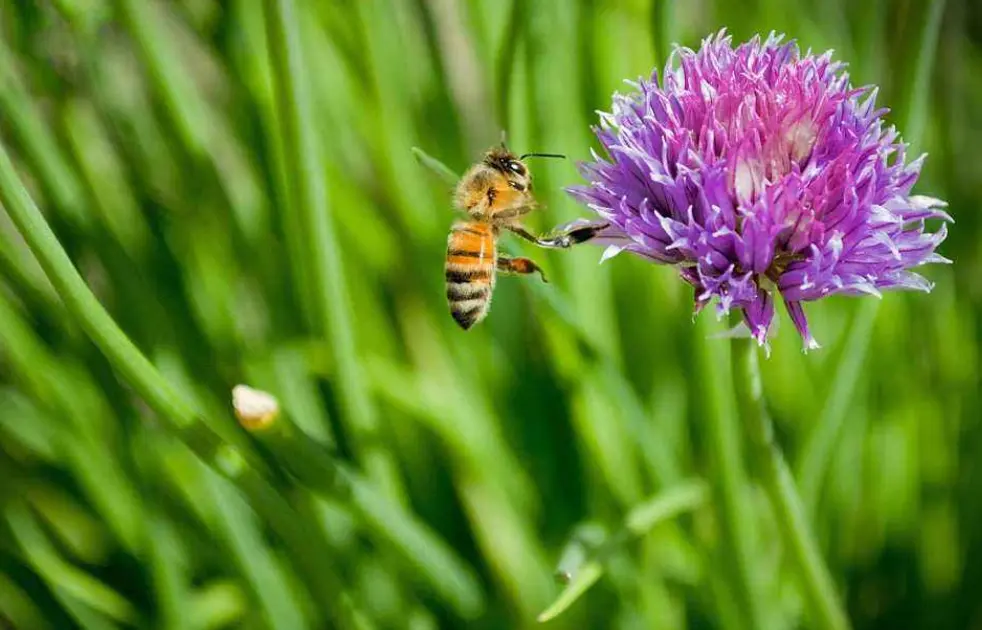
0,1,979,628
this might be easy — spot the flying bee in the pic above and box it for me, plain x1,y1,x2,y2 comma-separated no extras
445,144,608,329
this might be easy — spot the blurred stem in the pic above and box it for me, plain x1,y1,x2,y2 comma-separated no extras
901,0,947,151
649,0,676,69
0,140,200,430
731,338,850,630
796,301,877,519
0,140,359,629
114,0,210,159
263,0,400,501
0,42,90,229
241,402,485,619
494,0,523,130
6,501,141,626
695,318,764,630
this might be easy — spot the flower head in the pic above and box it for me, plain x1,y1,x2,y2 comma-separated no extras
568,31,951,350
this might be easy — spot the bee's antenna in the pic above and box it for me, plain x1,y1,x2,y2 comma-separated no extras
519,152,566,160
500,129,509,150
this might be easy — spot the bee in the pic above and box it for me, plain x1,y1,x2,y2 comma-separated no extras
445,144,608,329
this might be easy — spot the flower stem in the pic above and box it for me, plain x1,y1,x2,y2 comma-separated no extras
731,337,851,630
695,318,765,630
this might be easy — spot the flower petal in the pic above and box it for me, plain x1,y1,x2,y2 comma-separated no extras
784,299,820,351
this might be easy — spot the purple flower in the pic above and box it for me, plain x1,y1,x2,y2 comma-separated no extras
568,31,951,350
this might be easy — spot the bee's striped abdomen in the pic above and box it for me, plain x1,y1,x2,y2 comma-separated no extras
446,222,496,330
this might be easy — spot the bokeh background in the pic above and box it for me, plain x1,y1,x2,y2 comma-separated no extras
0,0,979,628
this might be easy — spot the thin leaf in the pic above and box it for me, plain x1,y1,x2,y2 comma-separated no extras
6,502,140,625
538,479,708,622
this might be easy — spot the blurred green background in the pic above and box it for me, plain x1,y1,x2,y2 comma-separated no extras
0,0,978,628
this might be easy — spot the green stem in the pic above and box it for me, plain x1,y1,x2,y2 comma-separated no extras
695,317,764,630
796,301,877,519
0,142,199,429
537,479,708,623
243,406,485,619
114,0,211,159
0,140,357,628
731,338,851,630
262,0,399,500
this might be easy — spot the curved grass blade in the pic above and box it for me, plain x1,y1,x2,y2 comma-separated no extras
0,115,360,629
537,479,707,622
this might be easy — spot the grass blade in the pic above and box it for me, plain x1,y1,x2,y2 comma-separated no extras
695,315,766,630
262,0,400,501
538,479,708,622
6,502,140,625
732,338,850,630
796,301,877,518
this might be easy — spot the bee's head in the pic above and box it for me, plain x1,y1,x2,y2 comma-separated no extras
483,146,565,193
484,147,530,192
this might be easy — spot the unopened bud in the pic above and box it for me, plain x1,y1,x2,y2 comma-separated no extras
232,385,280,431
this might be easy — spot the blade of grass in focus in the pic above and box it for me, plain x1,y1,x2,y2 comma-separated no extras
229,382,486,618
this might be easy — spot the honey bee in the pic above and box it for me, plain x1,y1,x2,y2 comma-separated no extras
445,144,608,329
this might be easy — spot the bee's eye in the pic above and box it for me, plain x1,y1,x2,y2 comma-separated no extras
507,161,524,174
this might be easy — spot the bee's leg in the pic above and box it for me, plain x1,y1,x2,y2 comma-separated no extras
497,255,548,283
506,222,609,249
493,204,537,221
